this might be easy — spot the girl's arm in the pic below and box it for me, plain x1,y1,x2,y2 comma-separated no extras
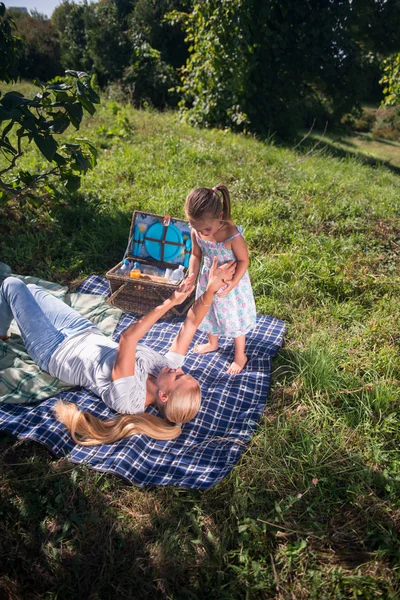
112,276,195,381
169,259,236,356
217,235,249,298
188,229,202,279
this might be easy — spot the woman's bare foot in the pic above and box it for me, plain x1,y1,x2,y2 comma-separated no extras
194,342,219,354
227,354,247,374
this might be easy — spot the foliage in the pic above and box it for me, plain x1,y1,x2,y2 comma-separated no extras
381,53,400,107
131,0,189,68
373,106,400,141
54,2,92,75
84,0,131,86
175,0,400,137
0,2,23,83
343,106,377,133
0,71,99,199
51,0,186,107
6,8,62,81
123,31,179,107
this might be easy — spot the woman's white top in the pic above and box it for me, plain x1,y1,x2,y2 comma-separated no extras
48,329,184,415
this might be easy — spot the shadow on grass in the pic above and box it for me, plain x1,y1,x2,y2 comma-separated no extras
286,130,400,176
0,192,133,285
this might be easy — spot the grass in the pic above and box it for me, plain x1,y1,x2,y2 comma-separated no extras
1,83,400,599
304,129,400,171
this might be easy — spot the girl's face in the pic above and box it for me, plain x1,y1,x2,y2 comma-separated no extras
189,213,223,237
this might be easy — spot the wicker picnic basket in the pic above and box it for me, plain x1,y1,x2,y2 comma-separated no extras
106,210,194,318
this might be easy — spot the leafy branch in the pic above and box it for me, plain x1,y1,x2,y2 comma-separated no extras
0,70,100,199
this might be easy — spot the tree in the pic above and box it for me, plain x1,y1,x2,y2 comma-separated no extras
54,2,93,74
7,9,63,81
131,0,189,68
0,1,99,201
175,0,400,137
84,0,130,86
0,2,22,83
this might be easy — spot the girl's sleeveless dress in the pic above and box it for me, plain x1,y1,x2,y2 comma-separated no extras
195,228,257,338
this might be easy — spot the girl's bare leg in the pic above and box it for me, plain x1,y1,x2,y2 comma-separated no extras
227,335,247,374
194,333,219,354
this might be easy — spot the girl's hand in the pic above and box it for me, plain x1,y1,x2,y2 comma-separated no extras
171,274,196,305
206,258,236,294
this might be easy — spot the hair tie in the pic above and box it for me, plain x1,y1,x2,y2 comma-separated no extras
212,186,218,193
175,422,182,427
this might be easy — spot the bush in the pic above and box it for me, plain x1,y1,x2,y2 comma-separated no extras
122,32,179,108
343,108,377,133
373,107,400,140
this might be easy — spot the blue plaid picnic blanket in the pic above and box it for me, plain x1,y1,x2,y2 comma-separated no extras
0,276,285,490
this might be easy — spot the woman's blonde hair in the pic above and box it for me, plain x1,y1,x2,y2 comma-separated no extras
54,377,201,446
185,184,231,222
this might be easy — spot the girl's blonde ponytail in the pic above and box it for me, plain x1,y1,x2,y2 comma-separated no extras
213,184,231,221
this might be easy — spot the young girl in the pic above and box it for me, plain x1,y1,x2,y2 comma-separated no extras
185,184,257,374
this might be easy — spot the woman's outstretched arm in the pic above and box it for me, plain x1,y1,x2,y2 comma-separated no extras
112,275,196,381
169,258,236,356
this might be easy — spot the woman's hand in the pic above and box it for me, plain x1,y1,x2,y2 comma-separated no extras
169,261,234,356
206,258,237,294
216,280,236,298
171,273,196,306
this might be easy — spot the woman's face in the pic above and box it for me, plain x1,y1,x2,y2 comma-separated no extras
157,367,188,393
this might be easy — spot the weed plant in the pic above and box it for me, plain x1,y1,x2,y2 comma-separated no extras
0,83,399,599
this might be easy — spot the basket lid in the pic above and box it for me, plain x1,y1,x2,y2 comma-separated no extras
126,211,191,267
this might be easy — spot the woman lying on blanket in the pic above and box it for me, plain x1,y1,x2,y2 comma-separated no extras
0,258,236,445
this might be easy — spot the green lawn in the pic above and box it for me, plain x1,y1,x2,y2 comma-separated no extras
303,129,400,171
1,84,400,599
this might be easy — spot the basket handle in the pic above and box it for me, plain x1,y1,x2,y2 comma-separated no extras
106,283,128,305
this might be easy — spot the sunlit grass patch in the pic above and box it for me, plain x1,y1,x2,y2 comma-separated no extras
1,88,400,598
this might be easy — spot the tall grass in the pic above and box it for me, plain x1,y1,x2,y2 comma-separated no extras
1,84,399,599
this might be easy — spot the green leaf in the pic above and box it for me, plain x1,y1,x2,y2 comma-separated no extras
0,106,21,121
72,151,91,173
20,116,38,134
65,102,83,128
54,91,72,103
77,95,95,116
1,92,39,111
65,70,89,80
76,80,100,105
76,137,98,157
64,174,81,192
0,136,17,156
34,134,58,162
46,83,72,91
62,143,81,151
52,152,67,166
1,120,14,140
48,115,70,134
